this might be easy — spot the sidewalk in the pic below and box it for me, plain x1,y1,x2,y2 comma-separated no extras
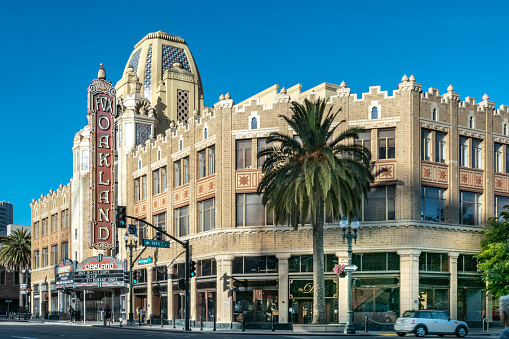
1,318,504,336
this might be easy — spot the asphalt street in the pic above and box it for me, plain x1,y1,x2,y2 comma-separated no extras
0,322,502,339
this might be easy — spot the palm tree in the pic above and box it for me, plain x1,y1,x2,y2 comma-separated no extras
257,98,373,324
0,228,31,271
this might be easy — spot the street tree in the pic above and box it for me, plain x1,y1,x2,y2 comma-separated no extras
0,228,31,271
257,98,373,324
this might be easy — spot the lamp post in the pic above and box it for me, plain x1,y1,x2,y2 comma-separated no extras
340,216,359,334
124,232,138,325
21,267,31,316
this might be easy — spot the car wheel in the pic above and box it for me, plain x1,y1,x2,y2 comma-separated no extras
397,332,406,337
415,325,426,337
456,326,468,337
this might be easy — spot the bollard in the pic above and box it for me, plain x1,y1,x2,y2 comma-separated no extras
119,317,122,328
242,312,246,332
200,316,203,330
213,315,216,331
173,315,176,329
272,314,275,332
365,315,368,332
150,315,152,327
161,316,164,328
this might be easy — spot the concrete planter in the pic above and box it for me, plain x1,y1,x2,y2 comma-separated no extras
293,323,345,333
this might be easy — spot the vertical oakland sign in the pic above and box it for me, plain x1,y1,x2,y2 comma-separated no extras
87,64,116,250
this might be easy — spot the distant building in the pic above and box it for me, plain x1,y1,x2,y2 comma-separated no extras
6,224,31,236
0,202,13,236
0,236,20,314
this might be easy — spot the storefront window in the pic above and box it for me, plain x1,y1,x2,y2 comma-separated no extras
233,256,278,274
352,277,400,323
419,277,450,312
419,252,449,272
352,253,399,271
457,276,484,322
288,254,338,273
289,278,338,324
233,281,278,323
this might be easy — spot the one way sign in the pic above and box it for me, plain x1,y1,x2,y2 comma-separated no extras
128,224,137,235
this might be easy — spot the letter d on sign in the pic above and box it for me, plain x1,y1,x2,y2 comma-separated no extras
98,226,110,240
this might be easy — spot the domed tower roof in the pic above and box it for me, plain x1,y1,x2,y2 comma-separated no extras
115,31,204,124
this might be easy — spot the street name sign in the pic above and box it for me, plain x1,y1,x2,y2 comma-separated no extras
138,257,153,265
143,239,170,248
344,264,358,271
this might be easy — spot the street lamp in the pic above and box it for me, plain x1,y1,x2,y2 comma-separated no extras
124,232,138,325
21,267,31,316
340,216,359,334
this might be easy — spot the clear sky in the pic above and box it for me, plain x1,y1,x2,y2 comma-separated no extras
1,0,508,225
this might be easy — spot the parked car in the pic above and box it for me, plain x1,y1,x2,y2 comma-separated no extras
394,310,468,337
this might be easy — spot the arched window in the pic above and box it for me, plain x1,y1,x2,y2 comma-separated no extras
204,128,208,139
138,160,142,170
432,109,437,121
504,124,508,136
157,150,161,161
179,140,183,151
469,116,474,129
371,107,379,119
251,117,258,129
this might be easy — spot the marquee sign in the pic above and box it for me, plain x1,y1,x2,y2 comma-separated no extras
74,255,126,288
55,258,75,290
87,64,117,250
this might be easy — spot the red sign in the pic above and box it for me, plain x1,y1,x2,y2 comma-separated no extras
87,65,116,250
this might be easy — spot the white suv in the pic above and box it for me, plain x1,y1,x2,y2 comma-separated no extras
394,310,468,337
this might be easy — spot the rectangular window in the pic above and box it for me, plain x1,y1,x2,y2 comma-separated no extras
435,132,446,163
183,157,190,184
233,256,278,274
0,270,5,285
506,146,509,174
257,138,273,168
61,242,68,260
459,137,468,167
175,206,189,237
137,218,147,243
199,198,215,232
42,248,48,267
34,251,40,269
419,252,449,272
358,185,396,221
460,191,482,226
61,210,69,229
51,214,58,233
198,150,206,179
236,139,252,169
34,222,39,238
352,253,400,271
209,146,215,175
51,245,58,265
421,186,446,223
378,128,395,159
14,271,19,285
152,167,166,194
154,213,166,240
495,196,509,219
236,193,273,226
472,139,482,169
457,254,478,273
354,130,371,151
142,175,147,199
421,130,431,161
135,176,147,201
495,144,503,172
42,218,47,236
174,161,181,187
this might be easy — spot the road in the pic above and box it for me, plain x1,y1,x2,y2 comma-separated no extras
0,322,499,339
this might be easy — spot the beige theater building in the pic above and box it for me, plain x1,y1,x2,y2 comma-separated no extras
30,31,504,327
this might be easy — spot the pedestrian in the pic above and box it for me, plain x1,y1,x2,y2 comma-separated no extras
139,307,145,325
104,305,112,327
500,295,509,339
69,305,74,323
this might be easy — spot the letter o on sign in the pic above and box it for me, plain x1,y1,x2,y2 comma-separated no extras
98,116,110,130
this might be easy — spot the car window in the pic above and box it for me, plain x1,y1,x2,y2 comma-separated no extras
432,312,449,321
418,311,431,319
402,311,415,318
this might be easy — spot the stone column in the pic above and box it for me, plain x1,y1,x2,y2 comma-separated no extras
449,252,459,319
191,273,197,321
48,283,52,314
336,250,349,323
167,265,174,321
216,255,234,324
486,294,493,322
398,249,421,314
147,268,153,319
276,253,291,323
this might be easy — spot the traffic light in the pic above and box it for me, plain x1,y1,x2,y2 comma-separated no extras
156,228,162,241
133,271,138,284
123,271,129,284
116,206,127,228
190,261,197,278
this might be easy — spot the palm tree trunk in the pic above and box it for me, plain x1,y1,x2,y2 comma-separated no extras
312,196,327,324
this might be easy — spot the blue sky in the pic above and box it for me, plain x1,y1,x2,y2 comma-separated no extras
1,0,508,225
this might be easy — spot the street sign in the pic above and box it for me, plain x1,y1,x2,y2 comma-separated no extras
20,284,28,294
128,224,137,235
138,257,153,265
344,264,358,271
143,239,170,248
5,300,12,303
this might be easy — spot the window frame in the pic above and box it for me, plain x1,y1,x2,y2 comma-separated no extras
198,198,215,232
236,139,252,170
421,186,446,223
378,128,395,160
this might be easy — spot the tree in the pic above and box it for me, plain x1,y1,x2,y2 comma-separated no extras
0,228,31,271
476,210,509,298
257,98,373,324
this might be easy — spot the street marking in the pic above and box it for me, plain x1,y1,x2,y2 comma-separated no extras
12,336,39,339
380,334,397,336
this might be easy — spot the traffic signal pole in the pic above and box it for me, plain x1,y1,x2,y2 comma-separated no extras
122,214,191,331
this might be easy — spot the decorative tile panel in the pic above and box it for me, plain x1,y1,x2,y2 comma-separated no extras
459,168,483,190
236,170,263,192
372,161,396,182
162,45,191,74
134,200,147,218
144,44,152,98
42,236,48,247
33,239,39,249
128,49,141,74
177,89,189,124
421,162,448,186
136,123,151,146
61,228,68,241
152,192,167,214
197,175,215,200
494,174,509,194
173,184,190,208
51,233,58,245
